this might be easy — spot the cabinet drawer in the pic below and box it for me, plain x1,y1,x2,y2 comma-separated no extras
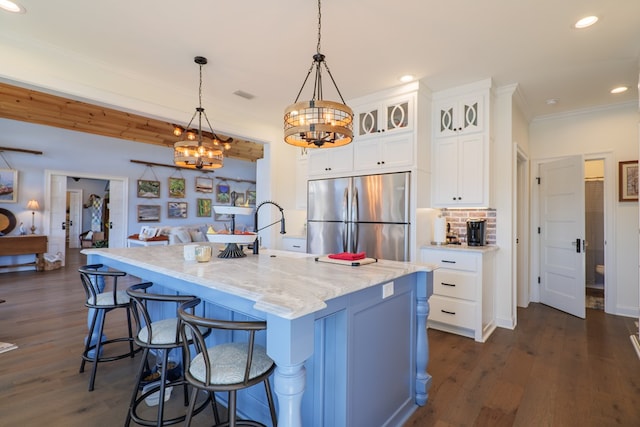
281,237,307,253
428,295,475,329
433,269,477,301
422,249,478,272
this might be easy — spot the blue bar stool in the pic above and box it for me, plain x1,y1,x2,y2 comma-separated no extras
125,283,213,427
178,298,278,427
79,264,141,391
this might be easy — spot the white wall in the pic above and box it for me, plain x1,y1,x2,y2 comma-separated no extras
0,118,257,238
529,102,639,317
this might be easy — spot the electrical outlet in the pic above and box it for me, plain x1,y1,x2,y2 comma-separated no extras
382,282,394,299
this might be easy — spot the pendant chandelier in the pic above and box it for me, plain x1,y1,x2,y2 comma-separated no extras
284,0,353,148
173,56,232,169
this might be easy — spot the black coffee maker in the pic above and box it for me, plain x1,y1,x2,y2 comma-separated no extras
466,219,486,246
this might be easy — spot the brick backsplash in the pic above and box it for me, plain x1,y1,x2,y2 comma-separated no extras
440,208,497,244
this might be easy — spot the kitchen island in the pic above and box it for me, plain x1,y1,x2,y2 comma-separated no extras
83,245,435,427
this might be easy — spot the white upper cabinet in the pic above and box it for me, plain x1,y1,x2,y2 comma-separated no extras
432,134,488,207
434,93,484,138
355,95,414,138
431,80,492,208
352,133,414,172
307,144,354,177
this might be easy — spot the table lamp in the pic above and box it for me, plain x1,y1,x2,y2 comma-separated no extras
26,199,40,234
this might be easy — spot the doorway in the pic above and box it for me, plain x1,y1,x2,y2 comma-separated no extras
531,153,615,316
45,170,128,266
585,159,605,310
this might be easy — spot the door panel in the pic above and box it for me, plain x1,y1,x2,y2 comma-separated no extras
307,222,348,255
307,177,351,222
49,175,67,265
108,179,126,248
352,172,409,223
540,156,585,318
68,190,82,248
353,223,409,261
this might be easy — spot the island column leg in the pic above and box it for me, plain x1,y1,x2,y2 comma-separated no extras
415,271,433,406
267,314,315,427
273,363,306,427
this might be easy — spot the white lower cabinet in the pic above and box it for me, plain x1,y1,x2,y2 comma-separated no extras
421,246,497,342
281,236,307,253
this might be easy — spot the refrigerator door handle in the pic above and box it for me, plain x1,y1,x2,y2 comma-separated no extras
351,187,359,253
342,187,349,252
352,222,359,253
351,187,359,223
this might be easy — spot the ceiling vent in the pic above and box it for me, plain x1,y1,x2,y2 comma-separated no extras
233,90,255,100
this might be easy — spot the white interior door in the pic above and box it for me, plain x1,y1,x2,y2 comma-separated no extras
49,174,68,264
539,156,585,318
67,190,82,248
107,179,126,248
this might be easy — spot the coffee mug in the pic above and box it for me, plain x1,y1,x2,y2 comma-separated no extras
195,245,212,262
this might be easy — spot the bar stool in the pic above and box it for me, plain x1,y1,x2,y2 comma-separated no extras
125,283,213,427
178,298,278,427
79,264,141,392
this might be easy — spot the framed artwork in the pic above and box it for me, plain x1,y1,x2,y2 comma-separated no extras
168,177,186,198
137,180,161,198
139,226,158,239
195,176,214,193
197,198,212,217
619,160,638,202
168,202,188,218
137,204,161,222
0,169,18,203
246,189,256,206
216,183,231,204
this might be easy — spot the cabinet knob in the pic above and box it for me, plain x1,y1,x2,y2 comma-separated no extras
377,161,381,165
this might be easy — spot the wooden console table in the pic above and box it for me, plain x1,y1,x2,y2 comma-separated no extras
0,235,48,271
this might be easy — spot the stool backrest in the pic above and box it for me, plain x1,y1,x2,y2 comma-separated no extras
79,264,127,307
178,298,268,388
127,282,196,346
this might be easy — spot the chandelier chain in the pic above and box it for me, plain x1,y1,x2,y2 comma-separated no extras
316,0,322,54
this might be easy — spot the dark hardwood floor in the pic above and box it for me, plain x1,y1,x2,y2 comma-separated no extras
1,248,639,426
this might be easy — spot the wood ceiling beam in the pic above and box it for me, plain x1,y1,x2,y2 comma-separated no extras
0,82,264,163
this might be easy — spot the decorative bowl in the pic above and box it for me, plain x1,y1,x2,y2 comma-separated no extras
213,206,254,216
206,232,257,244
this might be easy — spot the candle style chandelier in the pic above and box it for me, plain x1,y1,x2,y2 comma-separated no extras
173,56,232,169
283,0,353,148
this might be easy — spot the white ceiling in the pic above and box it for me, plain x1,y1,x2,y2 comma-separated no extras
0,0,638,140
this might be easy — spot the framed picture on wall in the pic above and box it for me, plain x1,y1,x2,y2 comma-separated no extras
137,205,161,222
619,160,638,202
216,183,231,204
137,180,161,198
168,177,186,198
195,176,214,193
197,198,212,217
246,189,256,206
168,202,188,218
0,169,18,203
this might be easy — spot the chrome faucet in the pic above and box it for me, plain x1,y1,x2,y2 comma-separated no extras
253,200,286,254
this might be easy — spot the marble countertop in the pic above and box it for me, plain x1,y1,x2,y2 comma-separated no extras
83,245,435,320
421,243,499,253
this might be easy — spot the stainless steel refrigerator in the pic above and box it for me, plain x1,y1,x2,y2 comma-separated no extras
306,172,410,261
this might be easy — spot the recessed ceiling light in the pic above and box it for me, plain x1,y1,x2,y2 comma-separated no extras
0,0,26,13
574,16,598,29
399,75,414,83
610,86,628,94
